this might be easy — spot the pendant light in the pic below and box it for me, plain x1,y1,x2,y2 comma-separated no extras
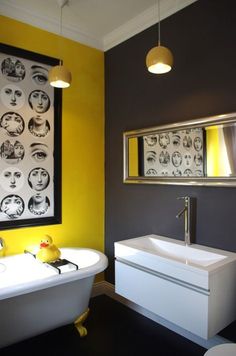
48,0,72,88
146,0,173,74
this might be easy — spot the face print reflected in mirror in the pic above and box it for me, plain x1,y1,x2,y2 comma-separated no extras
172,169,182,176
0,194,24,219
144,135,157,147
159,151,170,167
28,90,50,113
0,167,24,192
195,169,203,176
183,135,192,150
30,143,49,162
146,151,157,164
1,57,26,82
172,134,181,147
159,133,170,149
0,140,25,164
0,112,24,136
31,65,48,85
0,84,25,110
194,137,202,151
146,168,157,176
194,153,203,166
28,167,50,191
172,151,182,167
183,169,193,177
184,153,193,166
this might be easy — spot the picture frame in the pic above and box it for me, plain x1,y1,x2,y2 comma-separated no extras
0,43,62,230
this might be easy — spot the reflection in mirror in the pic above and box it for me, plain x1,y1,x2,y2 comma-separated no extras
124,113,236,186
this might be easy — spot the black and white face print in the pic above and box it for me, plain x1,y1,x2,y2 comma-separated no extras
28,167,50,192
0,194,24,219
28,194,50,215
0,84,25,110
0,167,24,192
31,65,48,86
28,90,50,114
0,111,25,136
0,49,55,224
1,140,25,163
30,142,49,162
144,135,157,147
1,58,26,82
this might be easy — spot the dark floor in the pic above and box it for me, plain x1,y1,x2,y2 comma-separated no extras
1,295,207,355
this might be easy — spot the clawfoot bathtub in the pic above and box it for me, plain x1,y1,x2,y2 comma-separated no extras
0,247,108,348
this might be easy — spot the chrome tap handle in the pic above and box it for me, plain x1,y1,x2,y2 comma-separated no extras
0,238,4,250
176,207,186,219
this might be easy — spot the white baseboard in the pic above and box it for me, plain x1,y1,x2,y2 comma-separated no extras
92,281,232,350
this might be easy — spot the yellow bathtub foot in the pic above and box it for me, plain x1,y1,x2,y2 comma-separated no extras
74,308,90,337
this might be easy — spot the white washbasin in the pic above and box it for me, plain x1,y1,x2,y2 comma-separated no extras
115,234,236,278
133,236,226,267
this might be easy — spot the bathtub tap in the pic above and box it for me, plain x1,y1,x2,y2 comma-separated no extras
0,238,4,249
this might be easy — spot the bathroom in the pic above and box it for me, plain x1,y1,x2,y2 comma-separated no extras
0,0,236,354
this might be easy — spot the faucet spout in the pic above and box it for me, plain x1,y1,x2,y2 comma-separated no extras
176,196,192,245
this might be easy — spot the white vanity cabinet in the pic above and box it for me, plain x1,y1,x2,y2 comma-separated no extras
115,235,236,339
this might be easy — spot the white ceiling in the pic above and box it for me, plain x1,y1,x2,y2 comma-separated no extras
0,0,197,51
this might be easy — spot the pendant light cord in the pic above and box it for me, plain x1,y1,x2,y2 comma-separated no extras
59,5,63,66
158,0,161,46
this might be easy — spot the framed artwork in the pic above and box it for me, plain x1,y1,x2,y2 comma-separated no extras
0,43,62,230
143,128,205,177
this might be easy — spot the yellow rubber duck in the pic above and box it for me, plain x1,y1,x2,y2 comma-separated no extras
36,235,61,263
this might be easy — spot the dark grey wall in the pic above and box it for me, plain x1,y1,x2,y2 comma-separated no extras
105,0,236,284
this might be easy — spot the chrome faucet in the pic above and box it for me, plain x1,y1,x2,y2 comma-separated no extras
0,238,4,250
176,196,192,245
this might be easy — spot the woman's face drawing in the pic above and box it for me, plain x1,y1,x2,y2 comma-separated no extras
31,65,48,85
28,167,50,191
194,137,202,151
159,133,170,149
28,90,50,113
194,153,203,166
14,141,24,158
0,112,24,136
145,135,157,147
184,153,192,166
30,143,48,162
1,195,24,219
172,151,182,167
1,58,25,81
0,84,25,110
0,168,24,192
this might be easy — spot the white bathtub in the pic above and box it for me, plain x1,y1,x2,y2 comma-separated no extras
0,247,108,349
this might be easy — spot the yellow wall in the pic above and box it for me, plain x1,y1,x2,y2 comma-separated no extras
0,16,104,259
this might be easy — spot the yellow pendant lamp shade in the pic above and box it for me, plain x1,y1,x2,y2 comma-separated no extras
48,64,72,88
146,45,173,74
146,0,174,74
49,0,72,88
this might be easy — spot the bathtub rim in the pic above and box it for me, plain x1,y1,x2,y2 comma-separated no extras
0,247,108,301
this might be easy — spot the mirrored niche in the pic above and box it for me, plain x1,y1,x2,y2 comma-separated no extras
123,112,236,186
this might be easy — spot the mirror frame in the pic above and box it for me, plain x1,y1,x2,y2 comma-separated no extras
123,112,236,187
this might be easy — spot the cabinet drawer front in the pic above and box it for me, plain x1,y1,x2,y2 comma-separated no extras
115,260,209,338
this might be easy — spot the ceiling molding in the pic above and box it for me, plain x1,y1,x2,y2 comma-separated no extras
0,0,103,50
103,0,197,51
0,0,197,52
